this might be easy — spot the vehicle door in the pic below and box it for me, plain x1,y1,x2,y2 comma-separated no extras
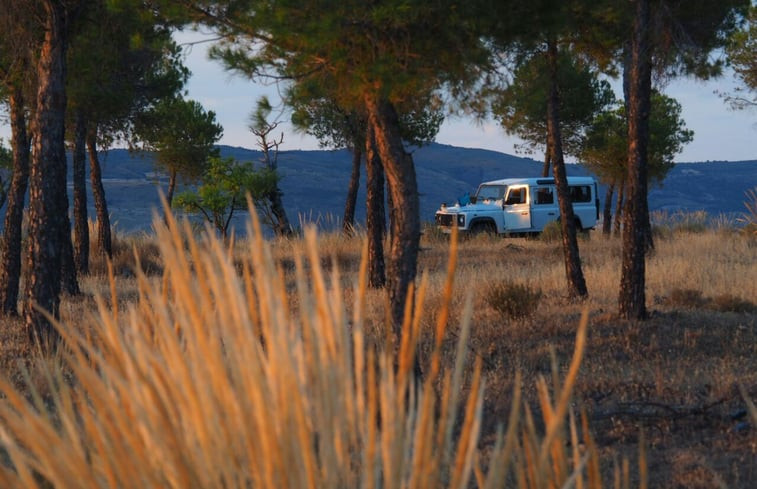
531,185,558,230
503,185,531,230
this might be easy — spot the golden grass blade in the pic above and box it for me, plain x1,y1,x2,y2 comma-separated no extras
537,307,590,476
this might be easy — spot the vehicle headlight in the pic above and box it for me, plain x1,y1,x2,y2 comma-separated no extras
457,214,465,226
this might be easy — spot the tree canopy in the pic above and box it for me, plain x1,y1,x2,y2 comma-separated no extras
581,91,693,186
492,47,615,159
134,96,223,206
163,0,499,330
725,5,757,109
67,0,188,146
174,156,278,238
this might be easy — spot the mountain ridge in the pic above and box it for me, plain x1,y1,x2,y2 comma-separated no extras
78,142,756,233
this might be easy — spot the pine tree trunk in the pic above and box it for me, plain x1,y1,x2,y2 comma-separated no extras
72,110,89,274
542,146,551,178
342,147,361,235
365,124,386,289
0,87,30,316
614,183,624,237
619,0,651,320
60,128,79,296
60,212,80,296
546,39,587,299
87,130,112,257
602,182,615,236
166,169,177,209
23,0,69,346
268,187,291,236
364,94,420,339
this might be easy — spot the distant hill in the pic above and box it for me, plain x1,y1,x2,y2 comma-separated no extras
77,143,756,233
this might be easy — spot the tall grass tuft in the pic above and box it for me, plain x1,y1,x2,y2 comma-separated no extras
0,210,633,488
738,187,757,236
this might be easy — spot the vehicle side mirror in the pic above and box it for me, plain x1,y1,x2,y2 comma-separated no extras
470,196,477,204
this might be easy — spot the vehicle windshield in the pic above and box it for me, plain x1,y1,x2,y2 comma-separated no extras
474,184,506,202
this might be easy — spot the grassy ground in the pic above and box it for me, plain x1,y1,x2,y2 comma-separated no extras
0,219,755,487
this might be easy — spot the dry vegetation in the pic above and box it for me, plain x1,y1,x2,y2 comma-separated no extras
0,212,755,488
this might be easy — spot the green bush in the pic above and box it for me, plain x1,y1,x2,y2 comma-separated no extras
485,281,542,319
540,220,562,243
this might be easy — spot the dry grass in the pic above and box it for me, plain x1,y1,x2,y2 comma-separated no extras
422,227,757,488
0,214,629,489
0,213,755,487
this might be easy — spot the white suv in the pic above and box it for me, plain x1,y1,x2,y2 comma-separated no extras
434,176,599,235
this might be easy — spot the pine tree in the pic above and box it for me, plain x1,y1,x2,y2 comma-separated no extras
169,0,493,333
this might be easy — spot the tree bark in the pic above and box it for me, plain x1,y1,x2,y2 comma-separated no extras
60,207,80,296
546,39,588,299
365,123,386,289
166,168,177,209
342,146,361,235
72,110,89,274
541,145,551,178
614,182,624,237
619,0,651,320
23,0,69,345
364,94,420,339
602,181,615,236
268,186,292,236
622,36,654,252
0,87,30,316
87,129,112,257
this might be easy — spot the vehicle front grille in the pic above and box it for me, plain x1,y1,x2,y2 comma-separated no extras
436,213,455,226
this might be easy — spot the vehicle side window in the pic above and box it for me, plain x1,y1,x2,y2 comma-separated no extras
535,187,554,205
570,185,591,203
505,187,527,205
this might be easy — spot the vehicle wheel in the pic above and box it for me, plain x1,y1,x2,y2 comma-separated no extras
469,221,496,236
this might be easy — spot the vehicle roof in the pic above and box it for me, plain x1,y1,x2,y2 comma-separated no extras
478,176,596,186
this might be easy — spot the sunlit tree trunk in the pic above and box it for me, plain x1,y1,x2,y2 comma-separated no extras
0,87,30,316
24,0,69,345
365,124,386,289
614,183,624,237
546,39,587,299
619,0,652,320
364,94,420,338
87,128,112,257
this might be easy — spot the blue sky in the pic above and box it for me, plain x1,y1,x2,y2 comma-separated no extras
2,30,755,163
175,31,755,163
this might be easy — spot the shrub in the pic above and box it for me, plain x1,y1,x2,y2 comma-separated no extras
486,281,543,319
710,294,757,314
663,289,756,314
540,220,562,243
665,288,708,309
